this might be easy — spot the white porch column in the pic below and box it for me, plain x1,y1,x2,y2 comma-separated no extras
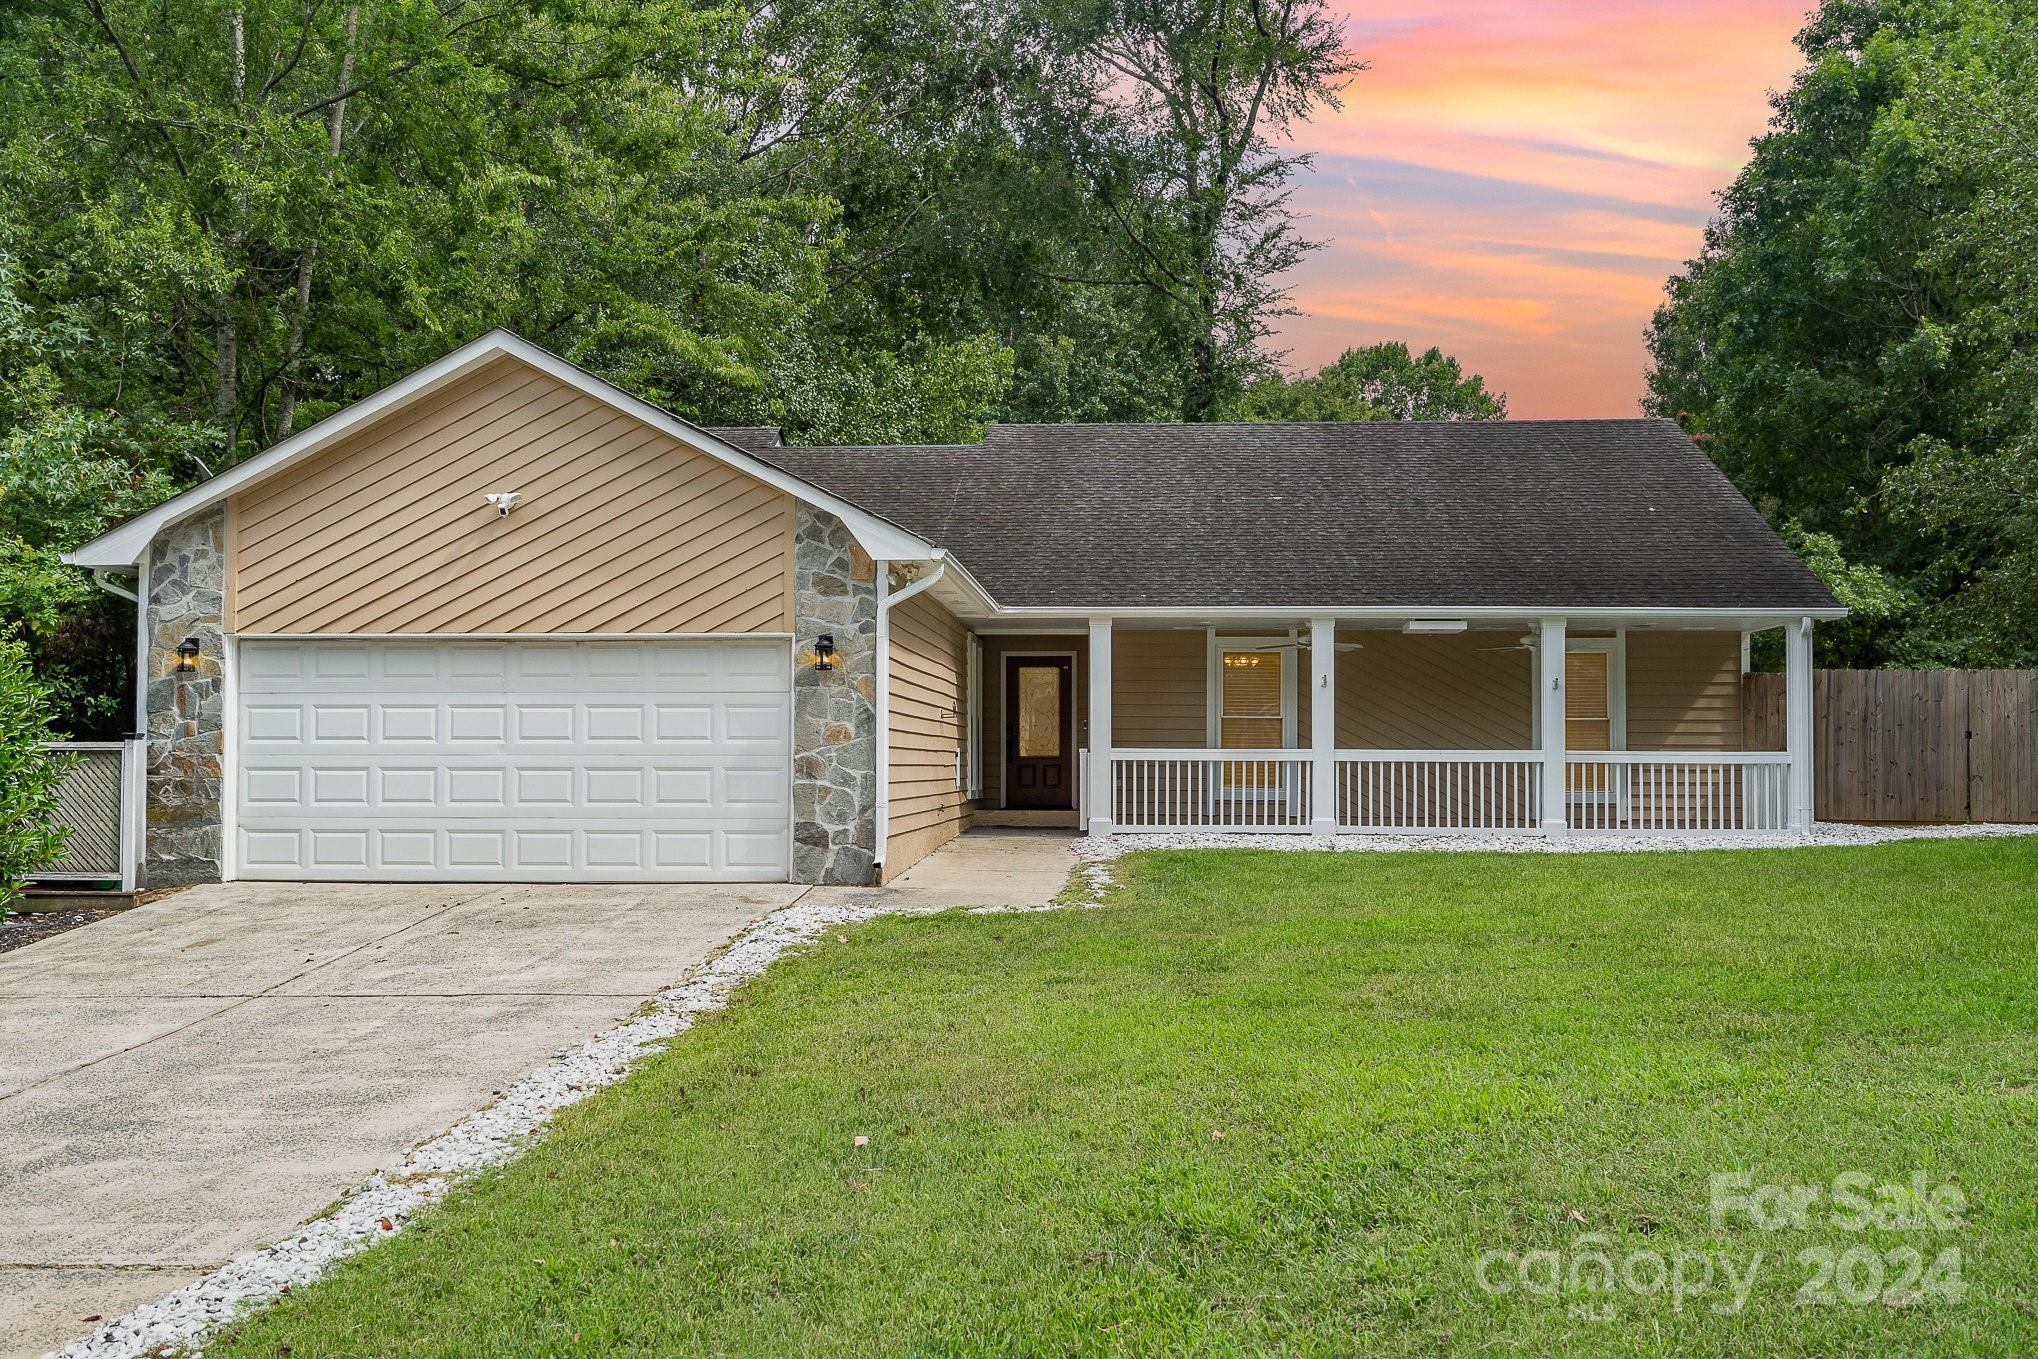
1309,618,1337,835
1087,617,1114,837
1785,615,1815,831
1537,617,1569,836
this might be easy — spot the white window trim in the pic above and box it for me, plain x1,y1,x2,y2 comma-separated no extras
996,649,1080,810
1567,635,1627,751
965,635,984,796
1560,633,1626,805
1204,632,1300,750
1529,632,1627,751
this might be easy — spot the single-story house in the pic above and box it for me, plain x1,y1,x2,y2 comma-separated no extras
65,330,1843,889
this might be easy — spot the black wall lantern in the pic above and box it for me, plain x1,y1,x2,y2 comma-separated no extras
174,636,201,674
813,634,836,672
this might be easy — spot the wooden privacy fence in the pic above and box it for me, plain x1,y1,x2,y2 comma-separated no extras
1743,670,2038,823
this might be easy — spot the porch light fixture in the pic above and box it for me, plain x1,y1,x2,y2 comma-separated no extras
1222,653,1263,668
1401,619,1468,635
174,636,201,673
813,634,836,671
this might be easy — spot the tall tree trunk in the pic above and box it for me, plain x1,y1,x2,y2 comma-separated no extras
1185,175,1224,421
214,296,239,453
228,7,245,102
216,7,246,456
275,5,358,438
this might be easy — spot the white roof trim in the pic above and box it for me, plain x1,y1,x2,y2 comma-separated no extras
1019,605,1850,624
62,329,936,570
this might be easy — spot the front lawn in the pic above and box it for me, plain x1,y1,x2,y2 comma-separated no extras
217,840,2038,1356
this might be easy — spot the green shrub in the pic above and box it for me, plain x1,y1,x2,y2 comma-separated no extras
0,637,68,912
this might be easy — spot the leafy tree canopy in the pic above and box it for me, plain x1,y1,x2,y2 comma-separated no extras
1646,0,2038,665
1232,341,1506,422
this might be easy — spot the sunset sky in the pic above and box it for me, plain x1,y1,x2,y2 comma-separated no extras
1274,1,1812,418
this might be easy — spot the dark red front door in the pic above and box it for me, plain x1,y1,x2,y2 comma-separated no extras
1005,656,1074,809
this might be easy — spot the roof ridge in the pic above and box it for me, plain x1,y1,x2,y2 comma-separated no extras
985,417,1669,432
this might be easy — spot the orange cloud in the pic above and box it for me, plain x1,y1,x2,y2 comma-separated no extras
1274,0,1810,415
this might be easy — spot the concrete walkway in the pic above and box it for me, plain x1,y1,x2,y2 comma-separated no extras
0,831,1075,1358
878,829,1080,910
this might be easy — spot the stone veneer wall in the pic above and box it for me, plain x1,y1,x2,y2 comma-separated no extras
143,508,228,887
791,506,880,884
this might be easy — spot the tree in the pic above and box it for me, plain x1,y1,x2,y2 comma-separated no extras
0,0,846,458
1232,341,1506,422
0,256,188,735
1644,0,2038,665
1876,5,2038,665
0,638,69,911
1030,0,1364,419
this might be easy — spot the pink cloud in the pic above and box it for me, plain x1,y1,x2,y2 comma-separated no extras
1275,1,1811,417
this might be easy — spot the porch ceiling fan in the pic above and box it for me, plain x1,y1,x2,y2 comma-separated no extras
1228,638,1365,652
1156,624,1364,652
1477,634,1539,653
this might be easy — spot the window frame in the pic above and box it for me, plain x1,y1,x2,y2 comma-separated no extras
1204,631,1300,751
1557,634,1626,806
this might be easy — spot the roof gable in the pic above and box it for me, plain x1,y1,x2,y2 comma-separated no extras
230,355,798,634
63,332,931,570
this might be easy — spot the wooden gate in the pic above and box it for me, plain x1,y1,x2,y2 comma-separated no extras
1743,669,2038,823
36,740,145,889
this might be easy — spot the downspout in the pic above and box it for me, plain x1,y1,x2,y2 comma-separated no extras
872,555,947,880
89,568,140,604
88,566,148,735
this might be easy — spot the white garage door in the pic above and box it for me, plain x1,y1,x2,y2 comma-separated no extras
234,639,791,881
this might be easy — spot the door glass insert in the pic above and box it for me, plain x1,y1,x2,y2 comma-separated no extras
1016,665,1063,758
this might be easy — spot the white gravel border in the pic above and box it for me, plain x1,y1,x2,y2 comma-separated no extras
46,879,1114,1359
1074,821,2038,859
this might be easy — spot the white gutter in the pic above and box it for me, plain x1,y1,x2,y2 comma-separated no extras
871,555,947,879
89,568,140,604
990,604,1851,624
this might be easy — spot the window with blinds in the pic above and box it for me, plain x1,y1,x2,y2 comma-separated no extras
1565,649,1611,798
1565,650,1610,751
1220,650,1284,750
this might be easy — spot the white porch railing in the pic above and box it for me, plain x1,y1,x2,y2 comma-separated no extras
1096,747,1796,836
1336,751,1544,833
1565,751,1792,833
1109,749,1314,831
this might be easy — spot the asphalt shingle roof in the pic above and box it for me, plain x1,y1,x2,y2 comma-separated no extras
762,420,1837,612
704,426,784,452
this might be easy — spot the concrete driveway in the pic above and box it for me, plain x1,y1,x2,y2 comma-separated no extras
0,880,796,1359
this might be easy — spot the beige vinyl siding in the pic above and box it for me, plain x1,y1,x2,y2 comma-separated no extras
1335,631,1532,748
885,591,972,877
230,356,794,635
1113,628,1206,746
1626,630,1742,750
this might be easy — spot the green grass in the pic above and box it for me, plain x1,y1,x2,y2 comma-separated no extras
215,840,2038,1356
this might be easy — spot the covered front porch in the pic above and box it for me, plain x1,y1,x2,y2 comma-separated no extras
977,613,1817,839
